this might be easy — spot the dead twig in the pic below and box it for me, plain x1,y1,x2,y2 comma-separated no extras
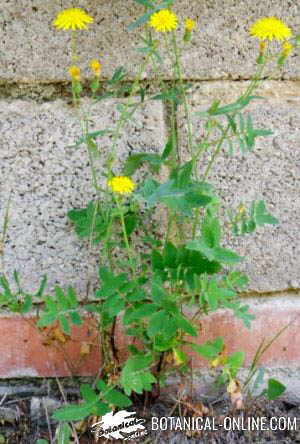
55,376,80,444
0,392,7,406
42,398,53,444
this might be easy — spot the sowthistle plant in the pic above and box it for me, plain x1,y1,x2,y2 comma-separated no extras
1,0,299,428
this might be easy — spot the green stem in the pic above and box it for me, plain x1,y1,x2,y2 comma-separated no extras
115,197,136,275
107,54,152,176
171,32,193,158
71,31,78,63
203,60,267,181
192,61,267,238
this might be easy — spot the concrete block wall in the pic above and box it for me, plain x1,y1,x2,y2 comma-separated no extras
0,0,299,384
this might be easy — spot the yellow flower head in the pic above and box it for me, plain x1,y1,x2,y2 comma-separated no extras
185,18,196,32
90,59,101,77
107,176,136,195
149,9,178,33
68,65,81,81
53,8,93,31
282,41,293,57
250,17,292,41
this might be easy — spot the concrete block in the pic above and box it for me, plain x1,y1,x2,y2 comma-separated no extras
0,0,298,82
0,98,167,293
177,81,300,292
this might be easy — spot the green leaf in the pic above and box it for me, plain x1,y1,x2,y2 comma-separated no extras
227,271,249,289
97,381,132,407
140,178,211,216
68,201,109,243
147,310,172,337
182,249,221,276
69,311,82,326
97,268,128,299
55,286,69,310
186,239,215,261
108,67,127,85
174,313,197,336
120,355,156,395
163,242,177,268
37,286,80,333
266,378,286,400
133,0,155,7
186,242,242,266
191,337,224,359
124,212,138,236
53,403,95,422
206,279,219,311
72,130,112,147
123,153,162,175
91,402,112,416
80,384,98,403
227,351,245,372
103,294,125,317
208,100,220,114
20,294,32,314
213,247,243,265
123,303,157,324
151,279,167,303
57,423,72,444
34,275,47,298
253,200,279,226
59,315,70,335
227,115,237,133
201,215,221,248
151,250,164,272
37,313,57,328
161,137,174,160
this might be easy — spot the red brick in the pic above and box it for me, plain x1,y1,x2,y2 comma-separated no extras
0,297,299,377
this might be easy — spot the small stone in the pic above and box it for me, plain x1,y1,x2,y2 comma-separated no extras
30,396,61,421
0,406,19,424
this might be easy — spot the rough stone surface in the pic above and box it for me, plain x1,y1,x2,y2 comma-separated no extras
177,81,300,292
0,98,166,293
30,396,61,422
0,0,299,82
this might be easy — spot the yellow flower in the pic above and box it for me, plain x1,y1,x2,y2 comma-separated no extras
149,9,178,33
250,17,292,41
185,18,196,32
282,41,293,57
107,176,136,195
237,204,246,215
53,8,93,31
68,65,81,81
90,59,102,77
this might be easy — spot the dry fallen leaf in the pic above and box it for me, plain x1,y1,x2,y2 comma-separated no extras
227,379,244,409
53,327,68,344
80,341,91,357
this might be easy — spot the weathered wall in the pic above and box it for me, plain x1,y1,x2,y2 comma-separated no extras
0,0,299,379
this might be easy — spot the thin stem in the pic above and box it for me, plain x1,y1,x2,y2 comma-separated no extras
108,54,152,176
171,32,193,158
202,125,231,181
71,30,78,63
115,197,136,275
191,60,268,238
0,190,12,273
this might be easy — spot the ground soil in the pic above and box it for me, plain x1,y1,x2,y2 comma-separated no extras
0,389,299,443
